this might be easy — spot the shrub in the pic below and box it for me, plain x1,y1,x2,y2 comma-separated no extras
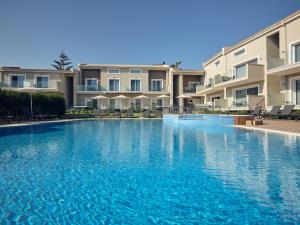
0,90,65,117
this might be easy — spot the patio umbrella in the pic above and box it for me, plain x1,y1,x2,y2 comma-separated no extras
112,95,130,110
134,95,150,109
92,95,109,109
19,81,44,120
155,94,170,108
176,94,192,99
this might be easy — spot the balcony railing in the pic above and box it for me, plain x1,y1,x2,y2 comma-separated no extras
183,86,196,93
77,85,105,92
149,87,166,92
267,57,286,70
214,99,228,109
0,81,56,89
214,74,234,84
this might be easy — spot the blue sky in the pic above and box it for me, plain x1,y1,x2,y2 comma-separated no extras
0,0,299,69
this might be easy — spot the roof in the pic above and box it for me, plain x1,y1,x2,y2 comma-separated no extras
202,10,300,67
0,66,77,74
78,63,170,70
173,68,205,75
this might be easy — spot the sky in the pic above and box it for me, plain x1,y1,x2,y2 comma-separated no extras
0,0,299,69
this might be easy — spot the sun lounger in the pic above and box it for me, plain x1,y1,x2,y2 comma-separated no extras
262,105,281,119
143,110,152,118
279,105,295,119
114,109,121,118
251,105,262,117
125,108,134,118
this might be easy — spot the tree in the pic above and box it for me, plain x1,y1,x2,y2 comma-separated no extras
52,51,73,70
170,61,182,69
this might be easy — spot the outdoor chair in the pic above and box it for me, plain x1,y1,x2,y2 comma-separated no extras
125,108,134,118
154,110,162,118
251,106,262,118
279,105,295,120
143,109,152,118
114,109,121,118
262,105,281,119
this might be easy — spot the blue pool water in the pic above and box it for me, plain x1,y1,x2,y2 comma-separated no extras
0,119,300,224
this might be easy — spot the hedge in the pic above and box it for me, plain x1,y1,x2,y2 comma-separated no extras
0,90,65,117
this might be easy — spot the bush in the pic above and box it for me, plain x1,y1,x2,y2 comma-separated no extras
0,90,65,117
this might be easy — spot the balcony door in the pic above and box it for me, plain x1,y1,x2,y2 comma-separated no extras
86,78,98,91
296,80,300,105
235,87,258,105
11,74,26,88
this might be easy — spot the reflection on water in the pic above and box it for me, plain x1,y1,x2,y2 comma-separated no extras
0,120,300,224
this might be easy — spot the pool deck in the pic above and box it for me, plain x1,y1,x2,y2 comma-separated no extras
235,119,300,136
1,117,300,137
0,117,162,128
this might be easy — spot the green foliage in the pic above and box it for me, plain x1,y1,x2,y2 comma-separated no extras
170,61,182,68
0,90,65,117
52,51,73,70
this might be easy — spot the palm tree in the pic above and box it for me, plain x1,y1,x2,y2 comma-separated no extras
170,61,182,69
52,51,73,70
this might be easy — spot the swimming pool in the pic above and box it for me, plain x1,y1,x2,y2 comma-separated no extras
0,119,300,224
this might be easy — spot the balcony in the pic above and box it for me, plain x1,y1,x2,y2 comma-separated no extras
214,99,228,109
267,57,300,76
267,57,286,70
196,64,264,95
0,81,58,91
229,95,265,110
77,85,105,92
148,87,166,92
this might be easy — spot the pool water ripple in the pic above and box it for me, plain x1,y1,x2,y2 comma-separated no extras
0,120,300,224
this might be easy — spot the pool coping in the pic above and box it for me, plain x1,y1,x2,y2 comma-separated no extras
0,117,162,128
233,125,300,137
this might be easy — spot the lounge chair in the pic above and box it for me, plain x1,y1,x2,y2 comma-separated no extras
262,105,281,119
114,109,121,118
154,110,162,118
279,105,295,120
99,109,109,118
143,109,152,118
251,105,262,117
125,108,134,118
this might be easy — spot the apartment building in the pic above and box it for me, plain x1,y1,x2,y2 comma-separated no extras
76,64,204,110
0,67,77,108
197,10,300,110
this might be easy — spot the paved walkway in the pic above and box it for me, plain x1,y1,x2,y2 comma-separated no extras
236,119,300,136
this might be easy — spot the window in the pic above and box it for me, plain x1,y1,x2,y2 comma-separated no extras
108,69,120,74
86,78,98,91
234,64,246,78
292,42,300,63
233,48,245,59
235,87,258,103
296,80,300,105
130,79,141,91
214,61,220,69
109,79,120,91
36,76,49,88
10,74,26,88
129,69,142,74
151,79,163,91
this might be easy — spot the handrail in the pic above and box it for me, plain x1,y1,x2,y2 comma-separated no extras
255,97,265,106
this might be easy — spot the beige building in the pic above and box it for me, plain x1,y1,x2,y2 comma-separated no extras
76,64,204,110
197,10,300,111
0,67,77,108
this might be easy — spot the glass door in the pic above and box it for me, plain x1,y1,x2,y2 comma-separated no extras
296,80,300,105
